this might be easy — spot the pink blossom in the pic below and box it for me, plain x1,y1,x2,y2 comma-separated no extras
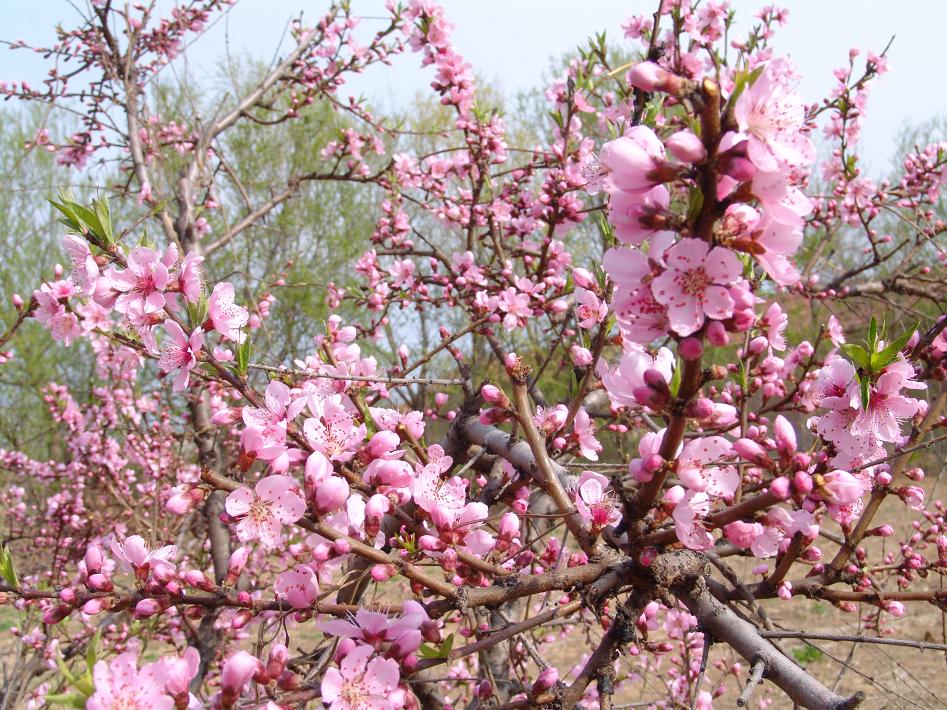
599,345,674,409
573,407,602,461
575,287,607,329
319,600,428,651
413,465,466,525
177,252,203,304
225,475,306,548
220,651,263,702
112,246,170,315
110,534,176,576
160,647,200,699
207,281,249,342
61,235,99,292
573,471,620,531
243,380,298,444
275,564,320,609
608,186,673,245
651,239,742,336
304,396,367,463
851,371,923,443
157,321,203,392
321,644,401,710
733,58,815,172
676,437,739,498
604,245,671,345
671,488,715,550
595,127,673,194
88,652,173,710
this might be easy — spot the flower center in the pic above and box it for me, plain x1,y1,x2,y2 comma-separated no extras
678,267,710,296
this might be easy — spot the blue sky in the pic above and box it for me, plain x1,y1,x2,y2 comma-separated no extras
0,1,944,173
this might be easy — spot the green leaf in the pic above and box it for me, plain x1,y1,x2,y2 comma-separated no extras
85,630,100,674
791,644,823,665
839,343,871,371
871,323,918,371
235,337,252,378
0,546,19,588
859,376,870,411
92,197,113,245
441,632,455,655
686,187,704,223
669,356,683,397
55,652,77,685
44,691,88,709
418,643,441,659
419,633,455,660
868,316,878,351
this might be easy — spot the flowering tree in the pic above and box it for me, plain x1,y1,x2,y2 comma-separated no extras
1,1,946,708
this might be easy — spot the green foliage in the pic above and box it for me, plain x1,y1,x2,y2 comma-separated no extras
0,545,18,588
791,644,824,665
418,633,455,660
49,192,113,247
46,632,99,707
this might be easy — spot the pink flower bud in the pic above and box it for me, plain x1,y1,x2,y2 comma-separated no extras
43,604,72,625
315,476,349,515
747,336,768,356
773,415,796,456
166,485,207,515
679,337,703,360
724,521,762,548
11,294,23,309
480,384,509,406
58,587,77,604
365,494,390,538
134,598,163,619
733,438,768,465
777,581,792,600
231,608,254,630
371,564,396,581
531,667,559,694
185,570,217,592
569,345,593,367
368,430,401,458
221,651,263,700
731,310,755,332
769,476,791,500
84,545,104,575
706,320,730,346
793,471,813,495
572,267,596,289
332,539,351,556
882,600,905,617
87,573,113,593
266,644,288,679
627,61,685,94
434,392,449,407
688,397,714,419
211,407,240,425
225,546,249,586
665,130,706,164
82,598,107,615
498,512,520,540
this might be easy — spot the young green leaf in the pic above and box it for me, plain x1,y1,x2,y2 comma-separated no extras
0,546,19,588
871,323,918,371
839,343,871,371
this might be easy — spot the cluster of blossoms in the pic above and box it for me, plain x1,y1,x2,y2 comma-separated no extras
4,0,947,709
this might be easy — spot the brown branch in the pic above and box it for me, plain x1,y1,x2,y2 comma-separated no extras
509,378,597,555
